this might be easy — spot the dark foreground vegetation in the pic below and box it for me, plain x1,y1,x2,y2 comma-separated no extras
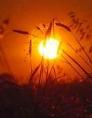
0,73,92,118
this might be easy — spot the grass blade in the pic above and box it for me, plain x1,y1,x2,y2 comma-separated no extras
56,22,71,32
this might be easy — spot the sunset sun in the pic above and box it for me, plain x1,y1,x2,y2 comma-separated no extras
38,38,60,59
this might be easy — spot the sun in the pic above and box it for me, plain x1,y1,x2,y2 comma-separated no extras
38,37,60,59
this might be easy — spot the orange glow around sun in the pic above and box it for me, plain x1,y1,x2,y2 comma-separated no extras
38,37,60,59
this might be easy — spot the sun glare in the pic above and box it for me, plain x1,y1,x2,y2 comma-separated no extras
38,38,60,59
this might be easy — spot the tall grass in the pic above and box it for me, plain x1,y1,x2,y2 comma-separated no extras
55,15,92,80
0,15,92,118
1,14,91,85
27,16,92,85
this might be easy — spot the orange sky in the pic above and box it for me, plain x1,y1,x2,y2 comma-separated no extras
0,0,92,83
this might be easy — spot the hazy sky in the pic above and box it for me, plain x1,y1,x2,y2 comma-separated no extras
0,0,92,25
0,0,92,83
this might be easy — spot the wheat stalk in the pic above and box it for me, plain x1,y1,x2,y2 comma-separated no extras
63,50,91,78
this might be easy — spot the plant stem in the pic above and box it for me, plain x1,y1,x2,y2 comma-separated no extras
62,55,84,79
67,42,92,71
71,32,92,64
63,50,90,77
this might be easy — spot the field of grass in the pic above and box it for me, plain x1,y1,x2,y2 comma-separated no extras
0,12,92,118
0,73,92,118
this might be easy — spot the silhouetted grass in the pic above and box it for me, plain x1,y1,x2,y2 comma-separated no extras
0,73,92,118
0,14,92,118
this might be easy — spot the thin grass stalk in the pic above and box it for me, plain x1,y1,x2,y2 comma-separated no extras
47,62,55,80
13,29,41,39
30,56,32,75
71,32,92,64
67,42,92,71
62,54,84,79
52,65,57,79
39,56,44,85
28,55,33,82
29,40,32,73
45,60,50,82
29,63,41,84
45,64,53,84
36,26,43,34
63,50,90,78
46,64,57,80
